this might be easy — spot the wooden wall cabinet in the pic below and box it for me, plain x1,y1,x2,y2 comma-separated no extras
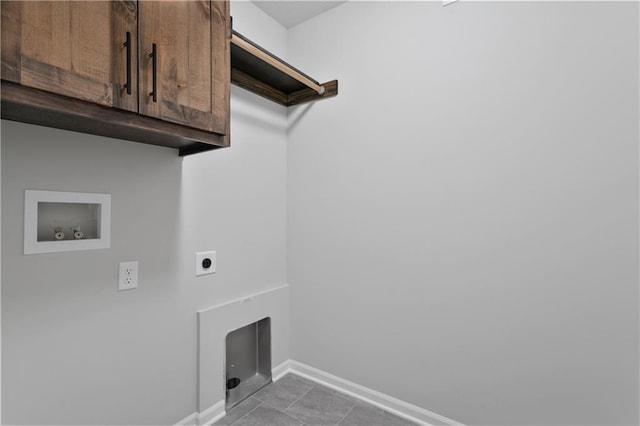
1,1,138,112
1,0,230,156
138,1,228,134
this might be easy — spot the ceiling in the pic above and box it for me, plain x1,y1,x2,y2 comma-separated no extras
252,1,347,28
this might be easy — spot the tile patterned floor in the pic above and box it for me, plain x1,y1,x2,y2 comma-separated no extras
214,373,418,426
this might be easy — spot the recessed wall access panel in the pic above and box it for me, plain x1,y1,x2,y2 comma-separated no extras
24,190,111,254
225,317,271,410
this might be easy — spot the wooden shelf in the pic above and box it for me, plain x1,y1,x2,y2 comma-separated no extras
231,31,337,107
0,81,228,156
1,28,336,155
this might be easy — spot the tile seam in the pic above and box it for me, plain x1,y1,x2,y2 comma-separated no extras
261,400,305,425
280,385,317,423
228,400,264,426
336,401,357,425
283,382,315,411
284,385,357,426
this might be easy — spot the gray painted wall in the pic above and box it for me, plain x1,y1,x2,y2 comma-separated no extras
287,2,639,425
3,1,639,424
2,124,189,424
1,108,3,425
1,3,288,424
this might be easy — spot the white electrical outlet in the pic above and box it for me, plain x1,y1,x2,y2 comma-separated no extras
195,251,216,276
119,261,138,291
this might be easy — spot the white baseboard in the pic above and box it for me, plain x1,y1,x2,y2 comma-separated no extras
283,360,464,426
196,399,225,426
184,361,291,426
272,359,292,381
174,411,198,426
179,359,463,426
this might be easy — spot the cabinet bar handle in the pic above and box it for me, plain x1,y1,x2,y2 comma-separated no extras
122,32,132,95
149,43,157,102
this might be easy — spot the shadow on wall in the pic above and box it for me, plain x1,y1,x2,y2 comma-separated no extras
231,86,288,135
288,103,315,133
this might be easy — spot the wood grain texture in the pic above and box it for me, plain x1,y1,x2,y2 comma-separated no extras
231,68,287,105
17,1,121,107
230,70,337,107
1,1,21,82
20,56,114,106
139,1,229,134
287,80,338,107
0,81,228,155
1,1,230,154
229,30,337,107
211,0,230,135
232,34,325,95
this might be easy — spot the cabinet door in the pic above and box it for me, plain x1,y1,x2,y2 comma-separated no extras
0,1,138,112
138,1,229,135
